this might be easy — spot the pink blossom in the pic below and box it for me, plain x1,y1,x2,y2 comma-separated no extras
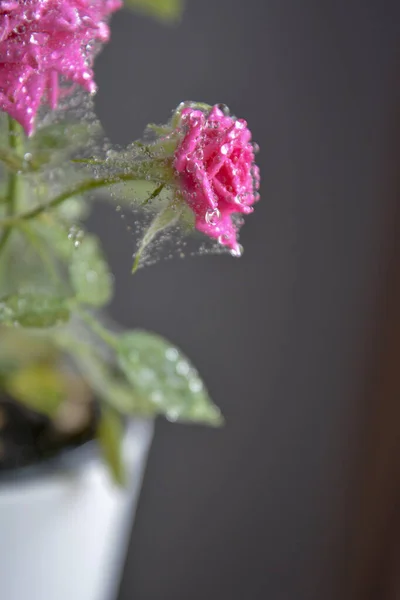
173,104,260,254
0,0,121,135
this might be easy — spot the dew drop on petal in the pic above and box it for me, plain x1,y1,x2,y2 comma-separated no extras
217,103,230,115
205,208,220,226
218,233,230,245
230,244,243,258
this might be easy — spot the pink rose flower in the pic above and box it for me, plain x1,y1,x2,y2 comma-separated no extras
0,0,121,135
173,104,260,255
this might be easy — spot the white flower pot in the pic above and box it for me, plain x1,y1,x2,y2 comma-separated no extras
0,419,154,600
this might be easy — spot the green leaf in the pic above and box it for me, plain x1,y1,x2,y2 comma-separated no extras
54,333,153,417
97,406,126,486
19,223,60,286
97,179,170,208
69,235,113,307
147,123,173,136
33,218,77,261
0,294,70,328
56,196,89,222
117,331,223,426
5,364,66,416
124,0,184,22
132,201,183,273
0,227,62,297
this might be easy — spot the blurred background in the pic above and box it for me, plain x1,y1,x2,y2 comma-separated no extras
92,1,400,599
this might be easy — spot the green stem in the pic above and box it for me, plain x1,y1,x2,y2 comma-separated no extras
0,116,22,256
0,148,24,172
0,228,12,255
76,307,118,349
0,170,173,227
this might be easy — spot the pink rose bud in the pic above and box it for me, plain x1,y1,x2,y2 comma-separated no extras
0,0,122,135
173,103,260,255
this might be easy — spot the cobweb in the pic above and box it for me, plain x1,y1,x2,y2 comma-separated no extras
31,89,233,271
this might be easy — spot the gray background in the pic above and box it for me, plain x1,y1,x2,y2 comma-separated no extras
92,1,400,598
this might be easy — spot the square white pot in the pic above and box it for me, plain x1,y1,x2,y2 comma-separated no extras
0,419,154,600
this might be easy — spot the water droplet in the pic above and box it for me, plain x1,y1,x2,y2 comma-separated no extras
217,233,230,245
234,194,243,205
230,244,243,258
23,152,32,162
194,148,204,161
151,390,163,404
189,378,203,393
68,226,85,248
176,360,190,376
186,155,198,173
252,142,260,154
166,347,179,361
217,103,230,115
166,408,180,422
86,270,98,282
205,208,220,226
138,367,155,383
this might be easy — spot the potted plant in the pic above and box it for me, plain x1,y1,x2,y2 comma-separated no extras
0,1,260,599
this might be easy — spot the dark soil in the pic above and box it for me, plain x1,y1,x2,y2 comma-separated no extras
0,396,97,472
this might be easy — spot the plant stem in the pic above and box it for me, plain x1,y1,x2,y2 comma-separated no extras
0,116,21,256
76,307,118,349
0,169,174,227
0,228,12,255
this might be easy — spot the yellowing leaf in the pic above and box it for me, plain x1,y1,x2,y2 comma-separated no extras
97,407,126,486
6,364,66,416
124,0,184,22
